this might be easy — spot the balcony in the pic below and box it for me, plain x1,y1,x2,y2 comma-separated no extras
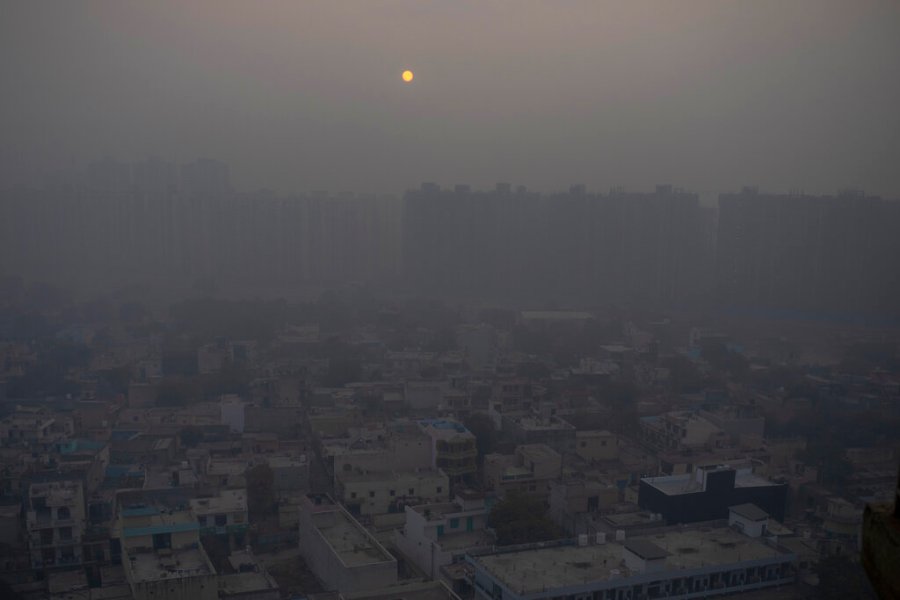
30,535,81,548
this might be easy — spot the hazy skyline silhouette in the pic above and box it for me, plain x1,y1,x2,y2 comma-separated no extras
2,1,899,197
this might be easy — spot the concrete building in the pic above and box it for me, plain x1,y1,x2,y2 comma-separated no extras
549,479,620,535
189,489,248,537
484,444,561,499
406,381,448,412
335,468,449,516
728,503,770,538
298,494,398,593
638,411,730,454
467,526,796,600
220,395,245,433
575,430,619,463
268,455,310,497
324,423,433,480
505,416,576,454
218,549,280,600
639,465,788,524
26,480,86,571
118,502,217,600
418,420,478,485
394,492,492,581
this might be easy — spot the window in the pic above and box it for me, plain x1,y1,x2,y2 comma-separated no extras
449,518,459,529
408,488,415,496
369,491,375,498
601,440,607,447
214,514,227,527
57,507,71,520
436,486,443,494
580,441,587,448
389,490,395,497
198,516,207,526
152,533,171,550
350,492,357,499
58,527,72,541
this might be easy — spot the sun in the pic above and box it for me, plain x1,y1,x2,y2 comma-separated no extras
401,70,414,83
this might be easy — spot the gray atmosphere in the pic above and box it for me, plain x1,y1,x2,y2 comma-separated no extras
3,1,900,195
1,4,899,600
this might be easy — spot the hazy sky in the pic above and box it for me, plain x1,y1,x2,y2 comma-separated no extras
2,1,899,196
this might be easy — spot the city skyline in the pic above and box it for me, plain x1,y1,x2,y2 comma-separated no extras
3,1,899,197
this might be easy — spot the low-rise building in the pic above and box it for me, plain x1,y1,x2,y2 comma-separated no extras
505,416,576,454
467,526,796,600
26,480,86,571
190,489,248,538
484,444,561,499
335,468,449,516
118,501,217,600
638,465,788,524
418,420,477,485
575,430,619,463
394,492,492,581
298,494,398,593
269,455,310,497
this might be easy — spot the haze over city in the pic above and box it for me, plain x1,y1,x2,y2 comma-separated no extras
1,3,899,600
3,1,900,196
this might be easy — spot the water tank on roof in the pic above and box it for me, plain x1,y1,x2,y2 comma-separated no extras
578,534,588,546
596,532,606,545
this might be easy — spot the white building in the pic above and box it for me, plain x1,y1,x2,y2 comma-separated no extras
26,480,86,571
298,494,398,593
394,492,493,581
220,395,245,433
468,525,796,600
336,468,449,516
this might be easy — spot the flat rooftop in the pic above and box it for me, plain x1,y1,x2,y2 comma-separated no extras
642,470,780,496
190,490,247,515
412,502,465,520
514,417,575,431
343,580,459,600
472,527,791,595
127,547,213,583
317,510,395,567
218,571,278,595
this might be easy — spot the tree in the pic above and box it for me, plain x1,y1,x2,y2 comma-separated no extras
246,464,276,519
179,426,203,448
488,492,562,546
813,555,877,599
463,412,497,464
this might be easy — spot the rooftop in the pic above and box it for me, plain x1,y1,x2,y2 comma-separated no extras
343,580,460,600
419,419,474,440
730,503,769,521
127,547,213,583
642,468,780,496
316,509,395,567
121,509,198,539
624,539,669,560
412,502,467,520
218,571,278,595
471,527,791,594
514,416,576,431
190,490,247,515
